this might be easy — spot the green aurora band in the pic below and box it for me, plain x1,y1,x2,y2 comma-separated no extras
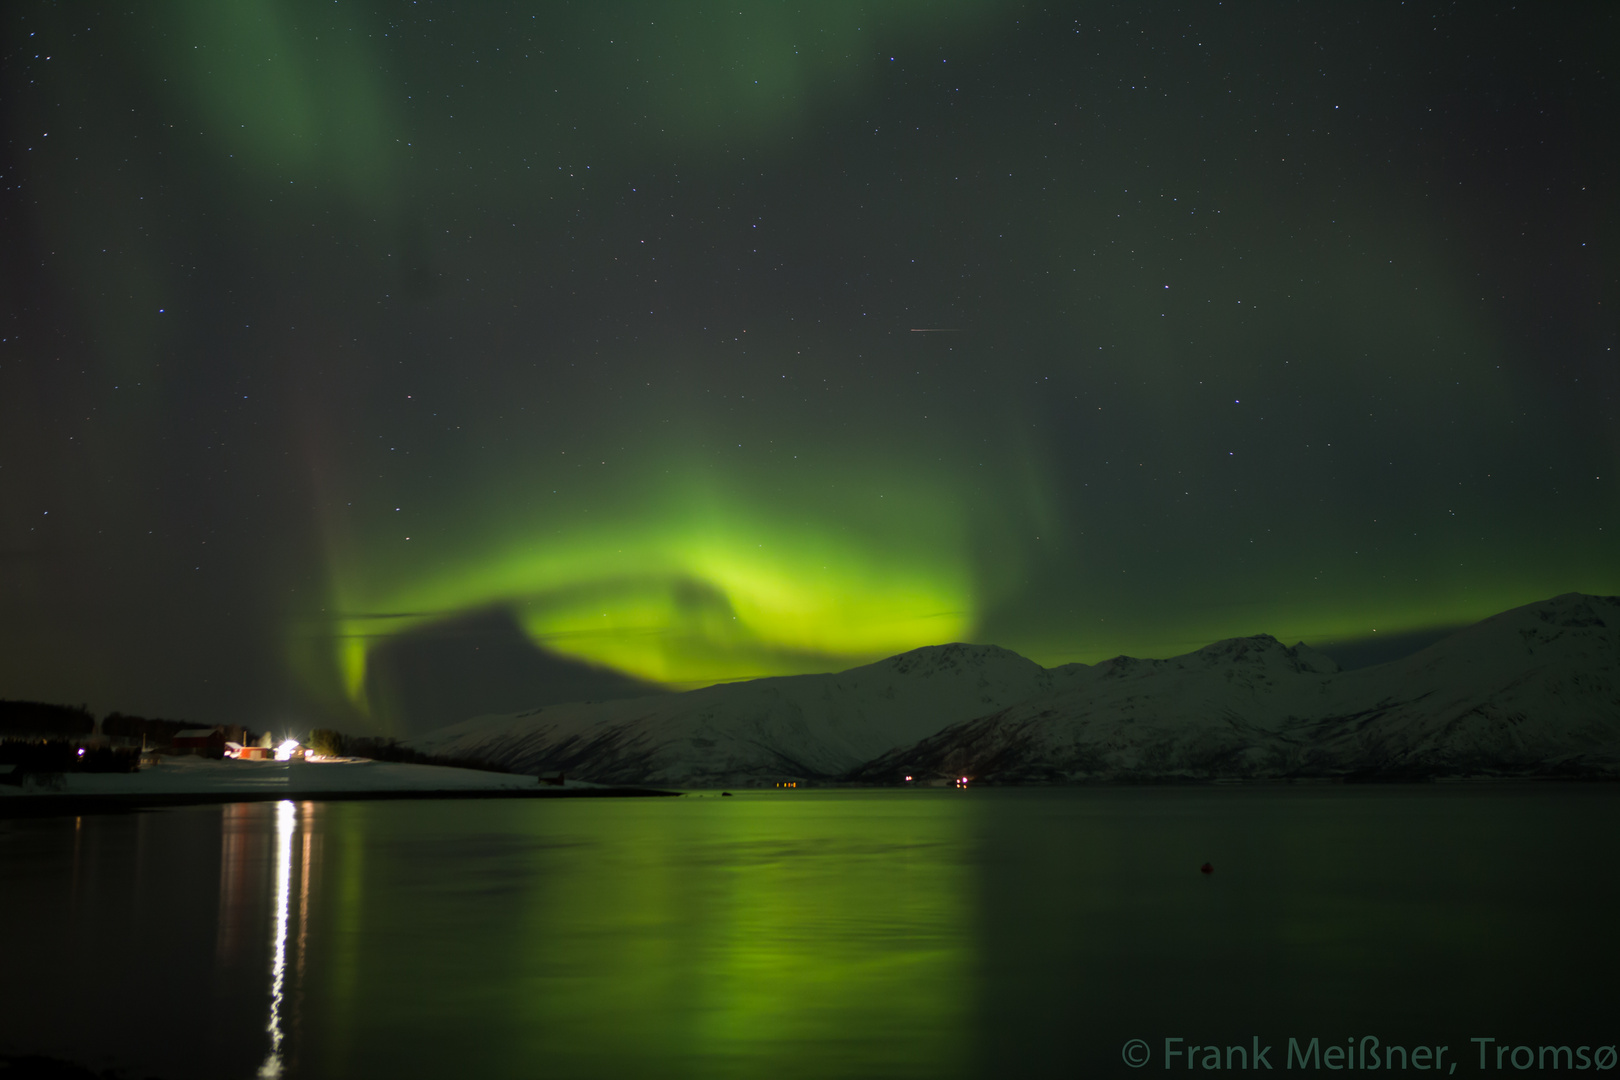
3,1,1616,730
323,469,978,698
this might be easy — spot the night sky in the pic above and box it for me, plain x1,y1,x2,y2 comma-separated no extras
2,2,1615,735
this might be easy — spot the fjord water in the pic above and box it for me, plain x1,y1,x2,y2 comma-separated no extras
1,788,1616,1079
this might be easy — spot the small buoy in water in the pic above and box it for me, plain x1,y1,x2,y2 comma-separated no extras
721,791,733,797
1200,862,1214,874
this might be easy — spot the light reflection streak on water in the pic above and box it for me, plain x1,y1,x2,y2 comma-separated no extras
257,800,296,1079
297,805,313,983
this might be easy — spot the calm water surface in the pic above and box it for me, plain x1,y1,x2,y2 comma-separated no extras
1,787,1616,1079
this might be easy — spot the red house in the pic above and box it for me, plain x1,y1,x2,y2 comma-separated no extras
172,728,227,758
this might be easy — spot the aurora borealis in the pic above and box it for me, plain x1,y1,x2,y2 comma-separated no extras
2,2,1615,733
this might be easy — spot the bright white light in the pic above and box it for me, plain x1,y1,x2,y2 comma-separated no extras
274,740,301,762
257,800,295,1079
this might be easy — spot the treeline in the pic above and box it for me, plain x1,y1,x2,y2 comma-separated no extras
0,701,139,776
102,714,255,747
0,742,138,774
0,700,256,745
0,700,94,738
102,713,203,743
307,729,514,775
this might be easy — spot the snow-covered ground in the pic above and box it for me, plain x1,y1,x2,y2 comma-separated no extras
0,754,593,800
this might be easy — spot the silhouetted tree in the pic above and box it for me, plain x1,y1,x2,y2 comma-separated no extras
0,701,93,738
308,729,344,757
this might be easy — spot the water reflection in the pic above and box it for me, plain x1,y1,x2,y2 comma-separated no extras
218,802,264,961
6,789,1613,1079
301,794,977,1079
298,809,316,986
257,800,296,1078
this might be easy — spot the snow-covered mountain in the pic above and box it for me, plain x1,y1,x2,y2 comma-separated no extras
409,593,1620,785
855,592,1620,782
409,643,1086,786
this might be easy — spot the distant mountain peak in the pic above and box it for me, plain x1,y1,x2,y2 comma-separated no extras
1156,634,1338,674
1532,592,1614,628
411,593,1620,786
1498,591,1616,623
877,642,1039,678
1287,642,1340,675
1194,633,1284,656
1438,592,1619,655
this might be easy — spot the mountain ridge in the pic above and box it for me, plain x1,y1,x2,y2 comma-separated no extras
409,593,1620,784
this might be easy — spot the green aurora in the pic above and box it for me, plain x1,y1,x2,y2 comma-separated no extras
2,2,1615,730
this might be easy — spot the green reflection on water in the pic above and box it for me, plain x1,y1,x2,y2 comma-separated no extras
5,787,1619,1079
323,803,367,1076
267,788,1620,1080
302,793,974,1080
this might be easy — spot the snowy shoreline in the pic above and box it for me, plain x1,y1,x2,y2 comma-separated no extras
0,755,677,813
